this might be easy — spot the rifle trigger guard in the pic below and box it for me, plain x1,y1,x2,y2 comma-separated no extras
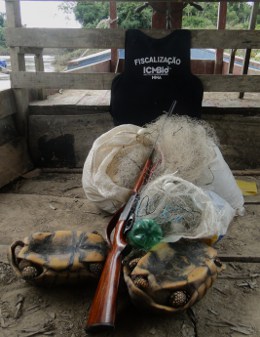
106,206,124,245
124,213,135,235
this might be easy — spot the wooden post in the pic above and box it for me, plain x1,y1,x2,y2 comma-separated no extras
34,49,46,100
169,2,184,29
228,49,237,74
214,2,227,74
152,9,166,29
151,2,183,29
5,0,25,72
5,0,29,136
239,2,259,99
109,0,118,73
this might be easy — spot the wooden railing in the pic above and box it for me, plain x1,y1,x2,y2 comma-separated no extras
2,0,260,172
5,0,260,93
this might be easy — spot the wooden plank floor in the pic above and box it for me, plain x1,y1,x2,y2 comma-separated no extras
0,171,259,337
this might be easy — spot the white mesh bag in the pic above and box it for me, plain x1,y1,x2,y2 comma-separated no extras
134,174,235,242
82,124,151,213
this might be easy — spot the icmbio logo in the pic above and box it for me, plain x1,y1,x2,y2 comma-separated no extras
143,66,169,79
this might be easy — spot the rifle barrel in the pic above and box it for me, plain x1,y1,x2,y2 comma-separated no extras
85,220,126,332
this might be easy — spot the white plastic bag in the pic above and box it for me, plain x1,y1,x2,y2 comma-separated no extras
196,146,245,215
82,124,151,213
204,190,236,237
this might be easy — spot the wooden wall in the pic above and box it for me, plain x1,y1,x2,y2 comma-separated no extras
0,90,32,188
27,98,260,170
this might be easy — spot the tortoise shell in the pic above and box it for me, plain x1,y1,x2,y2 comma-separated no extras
123,240,223,313
8,231,108,285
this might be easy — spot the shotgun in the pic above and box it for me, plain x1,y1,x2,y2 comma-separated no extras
85,100,177,332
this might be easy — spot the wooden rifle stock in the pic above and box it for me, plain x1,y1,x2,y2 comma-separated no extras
85,156,153,332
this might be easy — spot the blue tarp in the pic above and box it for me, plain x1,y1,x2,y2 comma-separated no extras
0,59,7,68
67,49,216,70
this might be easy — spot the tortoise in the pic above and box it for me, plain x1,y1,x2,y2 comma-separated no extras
8,230,109,285
123,239,223,313
8,230,223,314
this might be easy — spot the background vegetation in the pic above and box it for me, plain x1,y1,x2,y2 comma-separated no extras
0,12,7,54
1,2,260,60
58,2,260,61
60,2,257,30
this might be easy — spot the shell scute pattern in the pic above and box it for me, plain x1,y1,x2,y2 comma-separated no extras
8,231,108,285
123,240,223,313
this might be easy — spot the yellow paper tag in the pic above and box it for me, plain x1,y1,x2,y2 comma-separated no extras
236,180,258,196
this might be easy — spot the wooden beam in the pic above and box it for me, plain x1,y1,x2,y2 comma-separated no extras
109,1,118,73
214,2,227,74
0,90,17,118
6,28,260,49
11,71,115,90
169,2,184,29
5,0,22,28
10,72,260,92
151,4,167,29
219,255,260,263
151,2,184,29
239,1,259,99
232,169,260,176
0,138,32,188
5,0,29,138
34,49,46,100
5,2,25,72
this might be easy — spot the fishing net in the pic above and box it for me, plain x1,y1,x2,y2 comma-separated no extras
137,114,218,182
82,114,242,223
134,174,234,242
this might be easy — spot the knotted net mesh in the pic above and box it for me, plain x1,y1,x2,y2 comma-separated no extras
136,114,219,182
134,174,220,242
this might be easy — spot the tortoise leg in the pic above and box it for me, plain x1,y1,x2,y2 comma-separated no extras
8,240,42,281
8,241,26,276
18,260,41,280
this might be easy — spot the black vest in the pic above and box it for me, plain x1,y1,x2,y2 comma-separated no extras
110,29,203,126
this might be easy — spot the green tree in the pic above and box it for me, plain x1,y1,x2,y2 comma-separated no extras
0,12,5,27
183,2,252,29
183,3,218,28
117,3,152,29
74,2,109,28
67,2,152,29
226,3,251,29
183,15,215,29
0,12,7,50
61,2,254,30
